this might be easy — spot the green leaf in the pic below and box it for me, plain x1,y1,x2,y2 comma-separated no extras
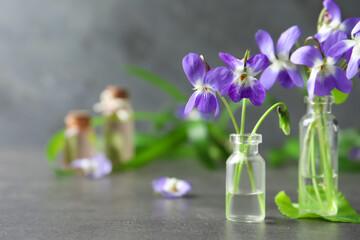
283,138,300,158
275,191,360,222
268,149,288,167
45,129,77,176
124,65,187,102
46,129,66,162
331,88,350,104
91,116,105,127
117,124,188,170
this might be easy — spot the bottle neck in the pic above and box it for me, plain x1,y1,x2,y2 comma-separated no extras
307,102,332,114
233,143,259,155
306,96,333,114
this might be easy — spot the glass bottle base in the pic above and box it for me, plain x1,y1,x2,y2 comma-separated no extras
226,192,265,223
226,215,264,222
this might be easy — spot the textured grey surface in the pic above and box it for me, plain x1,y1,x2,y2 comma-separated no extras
0,148,359,239
1,0,360,148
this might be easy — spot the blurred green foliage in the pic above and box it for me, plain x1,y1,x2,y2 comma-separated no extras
46,66,360,175
268,129,360,171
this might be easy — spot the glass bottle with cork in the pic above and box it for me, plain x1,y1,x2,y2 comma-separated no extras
94,86,134,169
63,110,95,169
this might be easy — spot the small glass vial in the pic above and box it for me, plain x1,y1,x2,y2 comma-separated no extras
226,134,265,222
94,86,134,167
63,110,95,169
299,96,338,216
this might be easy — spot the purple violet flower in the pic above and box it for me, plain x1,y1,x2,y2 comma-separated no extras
329,21,360,79
183,53,232,117
219,52,269,106
291,31,352,99
71,154,112,179
152,177,192,198
349,147,360,161
315,0,360,42
255,26,304,90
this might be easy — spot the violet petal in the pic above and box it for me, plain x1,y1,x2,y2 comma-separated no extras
219,52,243,72
307,69,320,100
152,177,168,193
287,68,304,87
195,91,218,114
346,44,360,79
246,54,270,75
315,30,332,43
322,30,347,58
314,72,336,96
259,64,280,90
291,46,323,68
334,67,352,93
227,83,250,103
204,66,232,92
248,78,266,106
156,178,192,198
351,21,360,37
324,0,341,24
342,17,360,37
278,70,295,88
255,29,275,60
276,25,301,57
184,92,199,116
328,39,356,58
182,53,206,86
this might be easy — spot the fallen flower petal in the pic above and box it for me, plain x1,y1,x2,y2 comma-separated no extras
71,154,112,179
152,177,192,198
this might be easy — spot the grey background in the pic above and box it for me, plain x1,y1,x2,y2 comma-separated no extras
1,0,359,148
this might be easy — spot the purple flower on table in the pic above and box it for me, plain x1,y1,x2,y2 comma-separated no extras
329,21,360,79
71,154,112,179
152,177,192,198
219,52,269,106
255,26,303,90
291,31,352,99
315,0,360,42
183,53,232,117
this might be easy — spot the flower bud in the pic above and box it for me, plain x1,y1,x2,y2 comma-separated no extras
277,106,290,135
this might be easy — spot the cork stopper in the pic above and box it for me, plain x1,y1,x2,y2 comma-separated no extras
64,110,91,130
106,86,129,99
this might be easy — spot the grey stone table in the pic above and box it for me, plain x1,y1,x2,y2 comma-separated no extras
0,148,360,240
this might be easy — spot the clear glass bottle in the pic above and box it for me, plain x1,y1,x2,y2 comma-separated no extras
63,110,95,169
226,134,265,222
94,86,134,168
299,96,338,216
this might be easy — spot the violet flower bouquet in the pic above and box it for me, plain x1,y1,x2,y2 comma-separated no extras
265,0,360,222
182,51,291,222
182,0,360,222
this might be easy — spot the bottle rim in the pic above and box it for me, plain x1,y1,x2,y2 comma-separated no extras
230,133,262,144
304,95,334,104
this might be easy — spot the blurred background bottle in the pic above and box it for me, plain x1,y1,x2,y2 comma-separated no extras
63,111,95,169
94,86,134,168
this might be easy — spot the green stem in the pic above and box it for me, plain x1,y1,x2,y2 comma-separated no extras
299,121,316,206
316,105,336,213
217,92,239,134
232,99,247,193
309,131,326,212
240,99,246,135
251,102,287,134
